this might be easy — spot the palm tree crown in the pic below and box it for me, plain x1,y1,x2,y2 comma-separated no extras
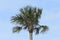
11,6,48,35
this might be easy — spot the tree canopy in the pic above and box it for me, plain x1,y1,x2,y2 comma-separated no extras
11,6,48,34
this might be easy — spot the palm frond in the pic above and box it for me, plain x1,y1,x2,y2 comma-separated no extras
35,28,39,34
13,26,22,33
40,25,48,33
36,9,42,18
34,25,48,34
11,14,26,25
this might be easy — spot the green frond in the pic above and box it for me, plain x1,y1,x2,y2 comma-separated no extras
13,26,22,33
34,25,48,34
35,28,39,34
36,9,42,18
11,14,25,25
23,26,28,29
40,25,48,33
34,25,41,34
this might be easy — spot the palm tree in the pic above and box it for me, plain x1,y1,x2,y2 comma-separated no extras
11,6,48,40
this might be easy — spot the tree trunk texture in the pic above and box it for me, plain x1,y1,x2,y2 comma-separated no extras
29,32,33,40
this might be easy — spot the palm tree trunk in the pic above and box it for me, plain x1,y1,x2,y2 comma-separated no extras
29,32,33,40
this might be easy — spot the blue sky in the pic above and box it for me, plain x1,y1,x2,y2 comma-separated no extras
0,0,60,40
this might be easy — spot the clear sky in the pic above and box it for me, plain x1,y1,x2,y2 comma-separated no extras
0,0,60,40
